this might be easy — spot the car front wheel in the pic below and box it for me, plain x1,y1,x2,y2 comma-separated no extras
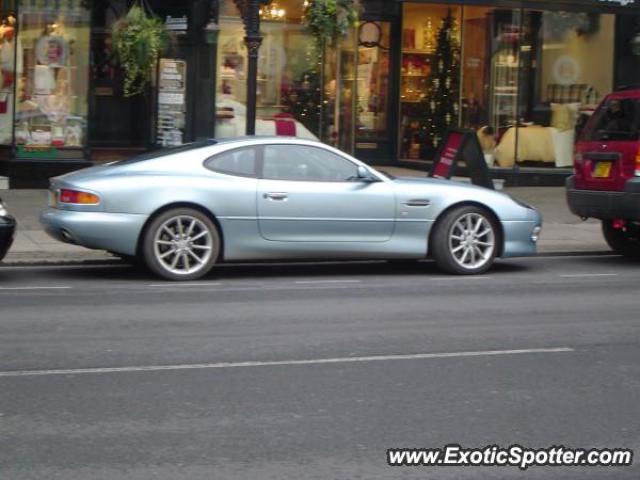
143,208,220,281
431,206,498,275
602,221,640,258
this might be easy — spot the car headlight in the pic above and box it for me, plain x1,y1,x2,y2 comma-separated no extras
0,201,7,217
531,226,542,243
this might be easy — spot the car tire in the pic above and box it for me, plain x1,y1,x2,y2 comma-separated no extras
142,208,220,281
602,221,640,258
431,205,498,275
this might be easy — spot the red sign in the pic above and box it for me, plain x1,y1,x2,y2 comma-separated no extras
431,131,464,179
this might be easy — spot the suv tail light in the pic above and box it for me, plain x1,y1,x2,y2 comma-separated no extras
635,147,640,176
59,189,100,205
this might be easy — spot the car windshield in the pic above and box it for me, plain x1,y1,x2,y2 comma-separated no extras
112,141,217,166
583,98,640,141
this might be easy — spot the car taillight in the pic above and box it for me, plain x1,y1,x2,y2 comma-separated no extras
59,189,100,205
635,147,640,176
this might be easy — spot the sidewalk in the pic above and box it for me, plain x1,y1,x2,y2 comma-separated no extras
0,174,609,265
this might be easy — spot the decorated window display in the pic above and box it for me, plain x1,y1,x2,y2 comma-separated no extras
0,13,15,145
14,0,90,153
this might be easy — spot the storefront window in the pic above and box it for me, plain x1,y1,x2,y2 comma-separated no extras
0,5,16,145
324,28,357,152
460,8,616,170
399,3,461,161
216,0,321,140
512,10,615,168
14,0,90,156
460,7,523,169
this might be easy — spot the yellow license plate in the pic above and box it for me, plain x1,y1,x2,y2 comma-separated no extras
593,162,612,178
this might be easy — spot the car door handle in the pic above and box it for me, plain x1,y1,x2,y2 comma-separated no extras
264,192,288,201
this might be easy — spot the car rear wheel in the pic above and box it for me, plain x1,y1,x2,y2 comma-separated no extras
602,221,640,258
143,208,220,281
431,206,498,275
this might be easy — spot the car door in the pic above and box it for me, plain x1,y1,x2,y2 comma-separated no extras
257,144,395,242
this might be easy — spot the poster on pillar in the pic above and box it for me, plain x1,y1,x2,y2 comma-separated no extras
156,58,187,147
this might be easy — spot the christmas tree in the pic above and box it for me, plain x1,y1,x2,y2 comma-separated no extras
422,9,460,151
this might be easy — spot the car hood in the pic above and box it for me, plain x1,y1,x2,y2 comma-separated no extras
391,175,491,192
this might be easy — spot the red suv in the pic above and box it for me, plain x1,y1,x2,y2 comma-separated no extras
566,87,640,257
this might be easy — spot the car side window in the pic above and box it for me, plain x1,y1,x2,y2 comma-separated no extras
204,147,257,177
262,145,358,182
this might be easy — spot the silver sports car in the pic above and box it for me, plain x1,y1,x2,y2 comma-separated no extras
41,137,542,280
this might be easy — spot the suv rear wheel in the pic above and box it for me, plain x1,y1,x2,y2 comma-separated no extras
602,221,640,258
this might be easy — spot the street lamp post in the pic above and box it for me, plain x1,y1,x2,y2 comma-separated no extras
233,0,268,135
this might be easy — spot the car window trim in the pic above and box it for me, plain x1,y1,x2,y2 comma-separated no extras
203,146,259,178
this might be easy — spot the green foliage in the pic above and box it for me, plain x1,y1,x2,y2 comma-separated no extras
112,4,168,97
303,0,360,45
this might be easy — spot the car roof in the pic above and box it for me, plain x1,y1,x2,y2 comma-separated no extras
607,88,640,100
213,136,324,146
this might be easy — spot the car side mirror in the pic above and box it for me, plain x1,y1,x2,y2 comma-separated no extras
357,166,379,182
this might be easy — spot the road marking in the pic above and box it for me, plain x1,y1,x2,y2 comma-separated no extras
0,347,574,378
559,273,618,278
294,279,362,285
0,286,72,291
147,282,223,288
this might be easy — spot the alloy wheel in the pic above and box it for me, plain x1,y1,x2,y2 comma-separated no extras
448,213,495,270
153,215,214,276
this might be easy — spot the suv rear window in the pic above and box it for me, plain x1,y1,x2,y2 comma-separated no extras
583,98,640,142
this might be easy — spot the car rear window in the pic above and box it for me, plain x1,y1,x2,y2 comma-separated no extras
204,147,257,177
582,98,640,142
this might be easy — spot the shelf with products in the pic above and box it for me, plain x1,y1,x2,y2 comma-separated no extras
402,50,433,56
400,55,431,105
490,18,521,134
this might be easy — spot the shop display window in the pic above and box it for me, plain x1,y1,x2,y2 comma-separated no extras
0,8,15,145
215,0,356,149
216,0,321,140
399,3,461,161
14,0,90,154
508,11,615,169
400,3,622,170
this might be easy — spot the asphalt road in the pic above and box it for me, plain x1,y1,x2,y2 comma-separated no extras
1,255,639,479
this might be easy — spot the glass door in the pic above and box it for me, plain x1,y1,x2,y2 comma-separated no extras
354,20,394,162
460,7,523,169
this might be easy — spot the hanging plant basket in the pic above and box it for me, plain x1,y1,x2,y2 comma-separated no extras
112,3,168,97
303,0,360,45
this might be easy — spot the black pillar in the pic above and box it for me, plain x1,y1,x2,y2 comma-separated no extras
235,0,265,136
188,0,218,141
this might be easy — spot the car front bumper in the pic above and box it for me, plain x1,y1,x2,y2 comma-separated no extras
566,176,640,220
0,215,16,261
501,220,541,258
40,209,148,256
